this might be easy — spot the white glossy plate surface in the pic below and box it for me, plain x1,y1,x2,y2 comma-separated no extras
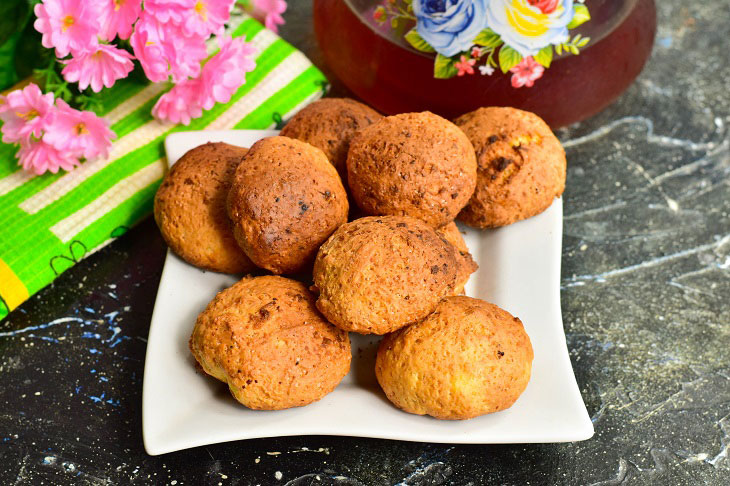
142,129,594,455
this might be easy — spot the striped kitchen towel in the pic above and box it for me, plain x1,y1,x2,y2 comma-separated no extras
0,14,328,321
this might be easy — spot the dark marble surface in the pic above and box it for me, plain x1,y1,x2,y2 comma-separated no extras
2,1,730,484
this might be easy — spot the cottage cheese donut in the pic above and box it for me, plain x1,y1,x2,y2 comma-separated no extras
347,112,477,228
435,222,477,295
227,136,349,274
190,276,351,410
454,107,566,228
376,296,533,420
313,216,459,335
280,98,382,180
153,142,255,274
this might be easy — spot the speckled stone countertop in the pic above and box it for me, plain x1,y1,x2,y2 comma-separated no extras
1,2,729,485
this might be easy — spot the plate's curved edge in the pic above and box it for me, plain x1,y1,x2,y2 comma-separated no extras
142,248,177,456
145,425,598,457
163,129,281,164
551,198,595,440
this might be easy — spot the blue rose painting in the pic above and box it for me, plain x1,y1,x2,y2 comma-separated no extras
374,0,592,85
412,0,489,57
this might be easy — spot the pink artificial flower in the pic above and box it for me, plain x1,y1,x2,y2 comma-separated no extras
199,36,256,109
181,0,235,37
143,0,194,25
62,44,135,93
0,84,56,144
99,0,142,41
510,56,544,88
130,14,169,82
17,139,79,175
152,37,256,125
130,13,208,83
44,100,115,160
152,79,204,126
251,0,287,32
34,0,100,57
471,46,483,58
165,24,209,82
455,55,476,76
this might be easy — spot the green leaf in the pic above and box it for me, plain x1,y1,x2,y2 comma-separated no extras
577,36,591,47
534,46,553,68
555,43,563,56
567,4,591,29
390,15,411,34
569,44,580,55
0,0,22,17
404,28,435,53
0,0,31,47
498,45,522,73
473,28,503,49
434,54,458,79
14,19,52,81
0,32,20,90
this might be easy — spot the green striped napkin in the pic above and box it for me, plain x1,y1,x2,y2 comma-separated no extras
0,14,328,321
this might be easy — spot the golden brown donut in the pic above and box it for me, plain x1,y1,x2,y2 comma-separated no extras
347,111,477,228
190,276,351,410
280,98,382,179
454,107,566,228
313,216,459,335
153,142,255,274
376,296,534,420
226,136,349,274
435,222,478,295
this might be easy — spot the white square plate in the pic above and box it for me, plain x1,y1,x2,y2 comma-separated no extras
142,130,594,455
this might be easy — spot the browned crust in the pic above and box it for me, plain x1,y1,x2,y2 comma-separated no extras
454,107,566,228
376,296,534,420
436,222,478,295
313,216,459,335
280,98,382,181
347,112,477,228
153,142,255,274
226,136,349,274
189,276,352,410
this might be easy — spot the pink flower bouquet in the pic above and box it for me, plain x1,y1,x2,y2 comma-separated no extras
0,0,288,175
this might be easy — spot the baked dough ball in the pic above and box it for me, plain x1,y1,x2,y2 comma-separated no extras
436,221,469,255
376,296,533,420
280,98,382,179
190,276,351,410
154,142,255,274
313,216,459,335
436,222,478,295
227,136,349,274
454,107,566,228
347,112,477,228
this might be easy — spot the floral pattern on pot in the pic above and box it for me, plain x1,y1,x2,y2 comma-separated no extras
374,0,591,87
412,0,489,57
486,0,574,57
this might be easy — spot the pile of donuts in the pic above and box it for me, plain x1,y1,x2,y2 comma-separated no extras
154,98,566,420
